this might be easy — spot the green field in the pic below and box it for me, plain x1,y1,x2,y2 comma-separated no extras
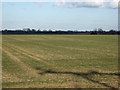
2,35,119,88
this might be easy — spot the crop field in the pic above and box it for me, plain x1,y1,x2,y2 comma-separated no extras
2,35,119,88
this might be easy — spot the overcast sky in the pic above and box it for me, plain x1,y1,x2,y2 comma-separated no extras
2,1,118,31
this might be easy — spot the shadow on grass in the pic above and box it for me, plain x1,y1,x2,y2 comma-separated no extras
38,70,120,89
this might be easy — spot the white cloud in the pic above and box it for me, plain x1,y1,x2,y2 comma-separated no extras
55,0,119,9
55,0,65,6
108,0,119,8
1,0,119,8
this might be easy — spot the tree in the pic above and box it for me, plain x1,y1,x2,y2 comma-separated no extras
98,28,103,34
31,29,36,32
91,28,98,35
23,28,31,32
98,28,103,32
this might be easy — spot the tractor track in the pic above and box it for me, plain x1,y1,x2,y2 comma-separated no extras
1,47,37,74
7,43,66,71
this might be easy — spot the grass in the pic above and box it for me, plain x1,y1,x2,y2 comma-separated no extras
2,35,119,88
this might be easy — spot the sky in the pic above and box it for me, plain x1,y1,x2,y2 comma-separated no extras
2,1,118,31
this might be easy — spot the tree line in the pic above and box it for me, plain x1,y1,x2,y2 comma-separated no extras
1,28,119,35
